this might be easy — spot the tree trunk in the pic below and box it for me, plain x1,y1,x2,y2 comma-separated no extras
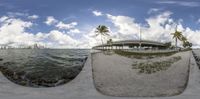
101,35,103,45
175,38,177,49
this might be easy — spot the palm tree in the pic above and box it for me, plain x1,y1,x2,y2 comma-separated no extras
95,25,110,45
171,26,183,49
183,41,192,48
181,36,188,48
181,36,187,43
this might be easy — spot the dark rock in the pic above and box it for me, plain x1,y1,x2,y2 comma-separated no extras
0,59,86,87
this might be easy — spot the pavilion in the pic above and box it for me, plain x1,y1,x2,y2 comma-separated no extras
92,40,168,50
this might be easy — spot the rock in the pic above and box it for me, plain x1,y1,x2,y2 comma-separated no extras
0,58,3,61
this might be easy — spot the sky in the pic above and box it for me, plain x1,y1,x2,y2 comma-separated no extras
0,0,200,48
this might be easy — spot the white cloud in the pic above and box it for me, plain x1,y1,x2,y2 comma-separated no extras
107,11,175,44
47,30,79,47
44,16,58,25
148,8,161,14
102,11,200,48
0,16,36,47
157,1,200,7
28,15,39,19
0,16,81,48
0,16,8,22
69,28,80,33
81,28,107,48
197,19,200,24
106,14,140,39
2,11,200,49
105,11,174,42
7,12,29,17
143,11,174,42
92,10,103,16
56,21,77,30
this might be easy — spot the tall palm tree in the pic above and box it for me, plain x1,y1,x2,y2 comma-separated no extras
95,25,110,45
171,26,183,48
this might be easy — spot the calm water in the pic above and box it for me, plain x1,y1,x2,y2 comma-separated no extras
0,49,90,87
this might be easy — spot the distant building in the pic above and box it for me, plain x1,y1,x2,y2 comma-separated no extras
33,43,39,49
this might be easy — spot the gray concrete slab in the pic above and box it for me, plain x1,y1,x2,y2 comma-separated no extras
0,51,199,99
92,51,190,97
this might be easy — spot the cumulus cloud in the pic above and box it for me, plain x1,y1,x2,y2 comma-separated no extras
95,11,200,48
69,28,80,33
45,16,80,34
44,16,58,25
92,10,103,16
0,16,35,47
143,11,174,42
0,16,9,22
56,21,78,30
106,14,140,39
47,30,79,47
28,15,39,19
0,16,81,48
2,11,200,49
102,11,176,44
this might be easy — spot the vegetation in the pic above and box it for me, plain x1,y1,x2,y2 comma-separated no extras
95,25,110,45
132,56,181,74
164,42,172,49
171,26,183,48
183,41,192,48
171,26,192,48
114,50,178,59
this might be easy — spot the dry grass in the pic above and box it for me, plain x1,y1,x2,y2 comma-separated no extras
132,56,181,74
114,50,177,59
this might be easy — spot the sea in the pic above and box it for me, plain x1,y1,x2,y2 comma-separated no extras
0,49,90,87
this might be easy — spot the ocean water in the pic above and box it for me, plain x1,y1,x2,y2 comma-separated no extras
0,49,90,87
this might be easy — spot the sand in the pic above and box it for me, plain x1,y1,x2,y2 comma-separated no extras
92,51,191,97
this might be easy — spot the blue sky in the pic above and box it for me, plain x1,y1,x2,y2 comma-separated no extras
0,0,200,48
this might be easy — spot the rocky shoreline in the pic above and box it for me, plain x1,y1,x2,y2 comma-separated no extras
0,58,87,87
192,51,200,69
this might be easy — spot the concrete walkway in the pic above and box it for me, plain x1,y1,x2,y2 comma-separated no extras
0,51,200,99
92,51,190,97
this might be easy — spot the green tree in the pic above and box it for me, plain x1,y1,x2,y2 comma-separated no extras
183,41,192,48
181,36,188,48
164,42,172,49
95,25,110,45
181,35,192,48
171,26,183,48
181,36,187,43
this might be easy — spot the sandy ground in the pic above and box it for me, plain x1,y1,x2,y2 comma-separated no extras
92,51,191,97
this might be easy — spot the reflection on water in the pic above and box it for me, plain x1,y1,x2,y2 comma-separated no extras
0,49,89,87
